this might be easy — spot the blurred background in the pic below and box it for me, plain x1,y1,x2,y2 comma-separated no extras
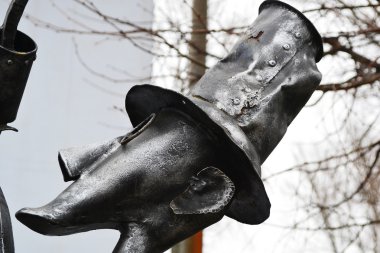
0,0,379,252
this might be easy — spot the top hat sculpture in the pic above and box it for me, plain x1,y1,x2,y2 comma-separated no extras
0,0,37,133
16,1,323,252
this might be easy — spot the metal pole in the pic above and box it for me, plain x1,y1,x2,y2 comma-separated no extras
172,232,202,253
0,187,14,253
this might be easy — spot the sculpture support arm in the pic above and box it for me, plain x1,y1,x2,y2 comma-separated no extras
113,224,153,253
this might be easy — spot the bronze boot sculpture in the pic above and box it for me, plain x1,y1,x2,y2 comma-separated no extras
0,0,37,133
16,1,323,252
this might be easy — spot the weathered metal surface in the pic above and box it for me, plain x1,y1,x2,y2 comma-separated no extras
0,188,14,253
18,109,231,253
192,0,323,164
0,0,36,133
16,1,323,252
125,85,270,225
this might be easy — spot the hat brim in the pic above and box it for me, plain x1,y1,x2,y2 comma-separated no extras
125,84,270,224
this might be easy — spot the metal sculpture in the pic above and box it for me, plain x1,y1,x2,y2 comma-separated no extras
0,1,34,253
0,188,14,253
0,0,36,133
16,1,323,252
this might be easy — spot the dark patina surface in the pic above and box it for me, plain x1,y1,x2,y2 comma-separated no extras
0,0,36,133
0,188,14,253
16,1,323,252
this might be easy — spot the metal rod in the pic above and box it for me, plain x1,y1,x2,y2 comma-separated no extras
172,232,203,253
1,0,29,49
0,187,15,253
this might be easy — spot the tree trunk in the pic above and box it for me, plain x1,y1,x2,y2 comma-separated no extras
171,232,203,253
187,0,208,88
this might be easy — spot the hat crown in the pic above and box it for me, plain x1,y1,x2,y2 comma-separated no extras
191,1,322,163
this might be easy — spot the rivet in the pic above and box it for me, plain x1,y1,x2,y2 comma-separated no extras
256,75,263,82
232,98,240,105
283,44,291,50
295,32,301,38
268,60,277,67
7,59,13,65
25,60,30,65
